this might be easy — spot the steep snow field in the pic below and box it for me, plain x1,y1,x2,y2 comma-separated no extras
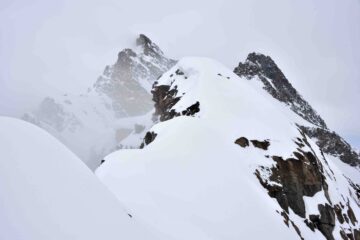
0,117,166,240
97,58,360,240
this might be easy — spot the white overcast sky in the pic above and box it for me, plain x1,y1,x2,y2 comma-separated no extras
0,0,360,148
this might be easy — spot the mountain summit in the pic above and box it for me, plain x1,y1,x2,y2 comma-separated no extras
235,53,327,128
23,34,175,169
235,53,360,167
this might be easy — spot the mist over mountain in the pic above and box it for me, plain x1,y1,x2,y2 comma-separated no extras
1,1,360,239
1,0,359,150
1,32,360,240
22,35,175,169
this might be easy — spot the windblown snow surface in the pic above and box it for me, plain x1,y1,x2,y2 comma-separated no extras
97,58,360,239
0,117,168,240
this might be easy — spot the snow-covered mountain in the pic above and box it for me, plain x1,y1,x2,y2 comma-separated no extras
16,34,360,239
97,57,360,240
23,34,176,170
234,53,360,168
0,117,169,240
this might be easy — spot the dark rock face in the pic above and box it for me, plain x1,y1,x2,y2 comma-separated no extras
271,152,327,218
355,229,360,240
255,131,328,236
151,74,200,122
340,229,360,240
234,53,326,128
347,179,360,202
256,136,328,218
235,137,270,150
234,137,249,148
152,84,181,121
300,126,360,167
252,133,328,218
181,101,200,117
309,204,336,240
139,131,157,149
347,202,358,226
253,130,360,240
250,139,270,150
234,52,360,167
175,69,185,75
334,204,345,224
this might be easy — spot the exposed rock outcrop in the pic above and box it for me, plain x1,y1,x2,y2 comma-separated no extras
235,137,270,150
250,139,270,150
152,84,181,121
300,126,360,167
234,53,360,167
254,130,359,240
234,137,250,148
255,133,329,218
151,68,200,122
139,131,158,149
309,204,336,240
234,53,326,128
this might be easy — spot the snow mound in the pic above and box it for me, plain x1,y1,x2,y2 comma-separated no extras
0,117,165,240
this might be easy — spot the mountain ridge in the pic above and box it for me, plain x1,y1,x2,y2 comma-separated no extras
98,56,360,240
234,52,360,167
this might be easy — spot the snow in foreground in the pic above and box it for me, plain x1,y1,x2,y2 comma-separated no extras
0,117,165,240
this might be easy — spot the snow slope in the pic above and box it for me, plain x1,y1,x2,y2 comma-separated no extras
0,117,167,240
97,58,360,240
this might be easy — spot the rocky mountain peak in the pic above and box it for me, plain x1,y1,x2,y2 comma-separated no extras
136,34,164,58
116,48,137,66
236,52,279,78
115,34,168,68
235,52,327,129
136,34,152,46
94,34,176,118
23,34,176,169
234,53,360,167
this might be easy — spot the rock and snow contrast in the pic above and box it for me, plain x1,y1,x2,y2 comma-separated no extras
97,57,360,240
234,53,360,167
0,117,168,240
23,34,176,170
5,34,359,240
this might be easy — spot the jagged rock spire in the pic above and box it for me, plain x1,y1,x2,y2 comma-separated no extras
95,34,176,117
234,53,360,167
235,52,327,129
136,34,164,58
